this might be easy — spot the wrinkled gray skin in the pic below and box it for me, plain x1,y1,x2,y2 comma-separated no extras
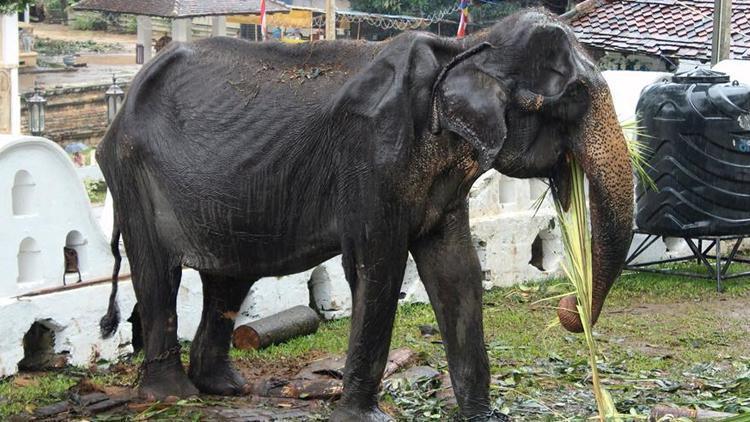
97,9,633,421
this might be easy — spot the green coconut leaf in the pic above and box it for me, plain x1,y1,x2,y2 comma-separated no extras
621,118,658,192
554,157,623,421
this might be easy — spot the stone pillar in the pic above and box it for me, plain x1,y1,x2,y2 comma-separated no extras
0,14,20,135
211,16,226,37
136,15,152,63
171,18,192,43
325,0,336,40
24,5,30,24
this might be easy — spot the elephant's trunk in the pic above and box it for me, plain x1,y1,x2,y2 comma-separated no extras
556,81,634,333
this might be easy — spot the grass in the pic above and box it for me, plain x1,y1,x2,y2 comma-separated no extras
84,178,107,205
71,13,109,32
34,38,122,56
2,270,750,420
0,372,77,417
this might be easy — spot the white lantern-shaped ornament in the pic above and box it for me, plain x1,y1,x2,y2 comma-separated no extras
26,84,46,136
105,75,125,124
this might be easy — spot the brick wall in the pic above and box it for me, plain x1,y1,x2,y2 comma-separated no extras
21,81,130,148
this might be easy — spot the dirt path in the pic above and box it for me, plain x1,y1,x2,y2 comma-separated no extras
31,23,136,51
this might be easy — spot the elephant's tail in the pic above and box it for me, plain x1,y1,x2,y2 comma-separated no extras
100,219,121,339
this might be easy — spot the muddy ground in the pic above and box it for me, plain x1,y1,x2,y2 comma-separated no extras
3,268,750,421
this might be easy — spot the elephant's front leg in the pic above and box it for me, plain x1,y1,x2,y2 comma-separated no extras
331,226,409,422
411,206,505,421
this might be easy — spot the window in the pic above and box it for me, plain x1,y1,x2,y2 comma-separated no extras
18,237,42,284
12,170,36,216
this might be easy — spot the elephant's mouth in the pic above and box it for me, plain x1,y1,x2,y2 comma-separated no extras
549,152,574,212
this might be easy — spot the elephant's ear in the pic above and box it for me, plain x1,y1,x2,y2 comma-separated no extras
513,24,581,113
331,34,445,163
432,45,508,170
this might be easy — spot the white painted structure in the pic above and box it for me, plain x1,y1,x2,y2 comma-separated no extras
211,16,227,37
0,13,21,135
136,16,153,63
713,60,750,86
171,18,193,43
2,69,746,377
0,136,118,295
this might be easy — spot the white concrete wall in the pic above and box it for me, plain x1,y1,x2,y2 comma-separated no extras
0,136,124,296
713,60,750,86
0,13,21,135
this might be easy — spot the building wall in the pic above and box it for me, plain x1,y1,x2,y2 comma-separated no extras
20,81,129,147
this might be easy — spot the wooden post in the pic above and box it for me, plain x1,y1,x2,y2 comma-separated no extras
325,0,336,40
711,0,732,65
356,21,361,40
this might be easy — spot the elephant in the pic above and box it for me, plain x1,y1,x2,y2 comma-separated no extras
97,9,633,421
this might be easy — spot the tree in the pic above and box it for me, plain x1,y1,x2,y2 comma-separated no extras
0,0,36,14
350,0,568,23
349,0,457,17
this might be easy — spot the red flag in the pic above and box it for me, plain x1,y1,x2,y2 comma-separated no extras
260,0,267,41
457,0,469,38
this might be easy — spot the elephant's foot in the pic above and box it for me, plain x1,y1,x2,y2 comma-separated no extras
330,404,393,422
189,361,250,396
138,360,198,401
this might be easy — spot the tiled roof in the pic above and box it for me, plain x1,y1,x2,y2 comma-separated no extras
569,0,750,61
74,0,289,18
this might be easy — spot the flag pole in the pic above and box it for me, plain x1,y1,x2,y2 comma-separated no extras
260,0,267,41
457,0,469,38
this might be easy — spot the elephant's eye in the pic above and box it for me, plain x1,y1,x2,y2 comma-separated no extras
739,113,750,130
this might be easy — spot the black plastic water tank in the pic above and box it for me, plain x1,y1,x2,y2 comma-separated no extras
635,68,750,237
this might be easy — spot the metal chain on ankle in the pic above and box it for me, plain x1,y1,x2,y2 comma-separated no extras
464,409,510,422
134,344,182,386
143,345,182,366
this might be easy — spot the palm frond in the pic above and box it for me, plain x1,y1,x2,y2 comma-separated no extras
553,157,622,421
621,118,658,192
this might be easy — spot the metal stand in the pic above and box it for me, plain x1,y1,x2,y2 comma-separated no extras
625,230,750,292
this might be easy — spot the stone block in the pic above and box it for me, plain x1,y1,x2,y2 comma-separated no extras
235,270,314,326
399,254,429,304
470,209,563,288
309,253,429,321
309,256,351,320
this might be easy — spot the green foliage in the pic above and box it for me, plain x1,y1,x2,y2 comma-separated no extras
84,178,107,205
0,373,77,417
123,15,137,34
349,0,456,16
3,273,750,419
0,0,36,14
349,0,547,24
383,376,451,420
35,38,121,55
553,158,621,420
622,118,658,192
71,12,108,31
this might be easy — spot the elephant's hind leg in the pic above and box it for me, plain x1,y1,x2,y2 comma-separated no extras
188,273,254,395
129,252,198,400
